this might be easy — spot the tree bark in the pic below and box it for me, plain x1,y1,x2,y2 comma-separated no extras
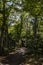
1,0,8,47
33,16,38,38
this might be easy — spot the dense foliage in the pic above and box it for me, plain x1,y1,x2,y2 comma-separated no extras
0,0,43,56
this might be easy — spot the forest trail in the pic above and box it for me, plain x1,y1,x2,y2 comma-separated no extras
0,47,28,65
0,47,43,65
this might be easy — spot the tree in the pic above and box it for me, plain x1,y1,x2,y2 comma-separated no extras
0,0,13,48
23,0,43,37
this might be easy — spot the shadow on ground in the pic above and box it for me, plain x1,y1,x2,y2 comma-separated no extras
24,53,43,65
1,52,25,65
0,47,43,65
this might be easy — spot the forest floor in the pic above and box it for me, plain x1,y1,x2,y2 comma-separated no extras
0,47,43,65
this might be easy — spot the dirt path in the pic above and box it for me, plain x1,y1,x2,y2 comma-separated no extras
0,47,43,65
0,47,27,65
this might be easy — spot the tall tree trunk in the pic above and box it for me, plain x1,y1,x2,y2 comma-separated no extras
1,0,8,48
20,15,23,47
33,16,38,38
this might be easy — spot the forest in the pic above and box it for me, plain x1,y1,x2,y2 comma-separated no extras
0,0,43,65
